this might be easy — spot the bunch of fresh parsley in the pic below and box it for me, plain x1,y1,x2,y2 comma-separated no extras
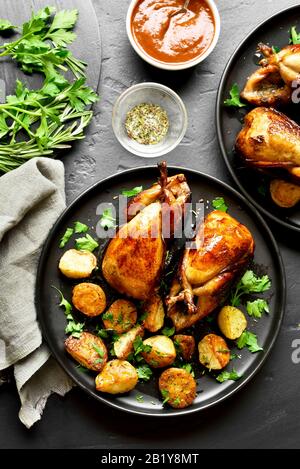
0,7,98,173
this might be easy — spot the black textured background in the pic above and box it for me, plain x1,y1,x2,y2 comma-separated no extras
1,0,300,449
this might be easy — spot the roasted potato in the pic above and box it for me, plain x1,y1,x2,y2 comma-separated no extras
72,283,106,317
114,325,144,360
218,306,247,340
65,332,107,372
59,249,97,279
142,335,176,368
270,179,300,208
159,368,197,409
198,334,230,371
143,293,165,333
103,299,137,334
95,360,138,394
173,335,196,361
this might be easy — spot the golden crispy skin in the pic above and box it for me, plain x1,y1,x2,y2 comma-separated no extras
95,360,138,394
143,292,165,333
103,299,137,334
167,211,254,330
198,334,230,370
159,368,197,409
65,332,108,372
173,335,195,361
270,179,300,208
102,202,165,300
236,107,300,169
72,283,106,317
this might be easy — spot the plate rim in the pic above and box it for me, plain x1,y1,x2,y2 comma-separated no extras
36,165,286,417
216,4,300,234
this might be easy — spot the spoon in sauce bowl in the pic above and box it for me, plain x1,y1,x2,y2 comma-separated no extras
170,0,191,18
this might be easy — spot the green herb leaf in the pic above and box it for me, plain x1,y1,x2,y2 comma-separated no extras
52,286,72,316
181,363,195,377
102,312,113,321
0,19,16,31
161,389,169,405
93,344,104,358
74,221,89,233
162,326,175,337
136,394,144,403
100,208,116,230
173,397,181,406
49,9,78,32
246,299,269,319
237,331,263,353
136,365,153,382
59,227,74,248
96,327,109,339
231,270,271,307
212,197,228,212
75,233,99,252
217,369,242,383
224,83,246,108
272,46,281,54
65,320,84,338
133,336,152,356
121,186,143,197
230,352,241,361
290,26,300,45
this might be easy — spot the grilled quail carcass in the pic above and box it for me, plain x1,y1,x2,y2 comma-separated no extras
166,211,255,332
102,163,191,301
241,44,300,107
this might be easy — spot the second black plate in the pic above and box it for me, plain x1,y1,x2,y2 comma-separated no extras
217,5,300,233
36,166,285,417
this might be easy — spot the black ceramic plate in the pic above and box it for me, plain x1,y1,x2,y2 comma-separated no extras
36,166,285,417
216,5,300,233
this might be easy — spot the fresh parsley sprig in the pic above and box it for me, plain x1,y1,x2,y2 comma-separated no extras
231,270,271,307
224,83,246,108
52,286,84,338
237,331,263,353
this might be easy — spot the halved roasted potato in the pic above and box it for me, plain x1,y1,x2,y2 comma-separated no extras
218,306,247,340
270,179,300,208
59,249,97,279
72,283,106,317
143,293,165,333
95,360,138,394
65,331,107,372
198,334,230,371
103,299,137,334
159,368,197,409
142,335,176,368
173,335,195,361
114,325,144,360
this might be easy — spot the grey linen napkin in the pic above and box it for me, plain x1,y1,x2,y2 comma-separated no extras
0,158,74,428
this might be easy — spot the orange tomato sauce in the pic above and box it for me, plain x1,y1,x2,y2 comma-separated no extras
131,0,215,64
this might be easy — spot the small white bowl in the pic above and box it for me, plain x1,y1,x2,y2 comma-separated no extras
112,83,188,158
126,0,221,71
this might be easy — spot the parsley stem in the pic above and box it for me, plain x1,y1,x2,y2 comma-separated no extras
2,109,35,137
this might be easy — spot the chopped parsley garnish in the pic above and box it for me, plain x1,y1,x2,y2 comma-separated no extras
217,369,242,383
136,395,144,403
230,352,241,361
93,344,104,359
65,320,84,338
59,227,74,248
76,365,89,373
272,46,281,54
181,363,195,377
231,270,271,307
74,221,89,233
246,299,269,319
102,312,113,321
173,398,181,406
96,328,109,339
237,331,263,353
133,336,152,356
136,364,153,382
121,186,143,197
75,233,99,252
161,389,169,405
100,208,116,230
162,326,175,337
212,197,228,213
139,311,148,323
52,286,84,338
224,83,246,108
290,26,300,45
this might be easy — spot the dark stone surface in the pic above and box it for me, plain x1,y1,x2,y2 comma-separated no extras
1,0,300,449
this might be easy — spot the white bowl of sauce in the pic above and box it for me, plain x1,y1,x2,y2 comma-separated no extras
126,0,221,71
